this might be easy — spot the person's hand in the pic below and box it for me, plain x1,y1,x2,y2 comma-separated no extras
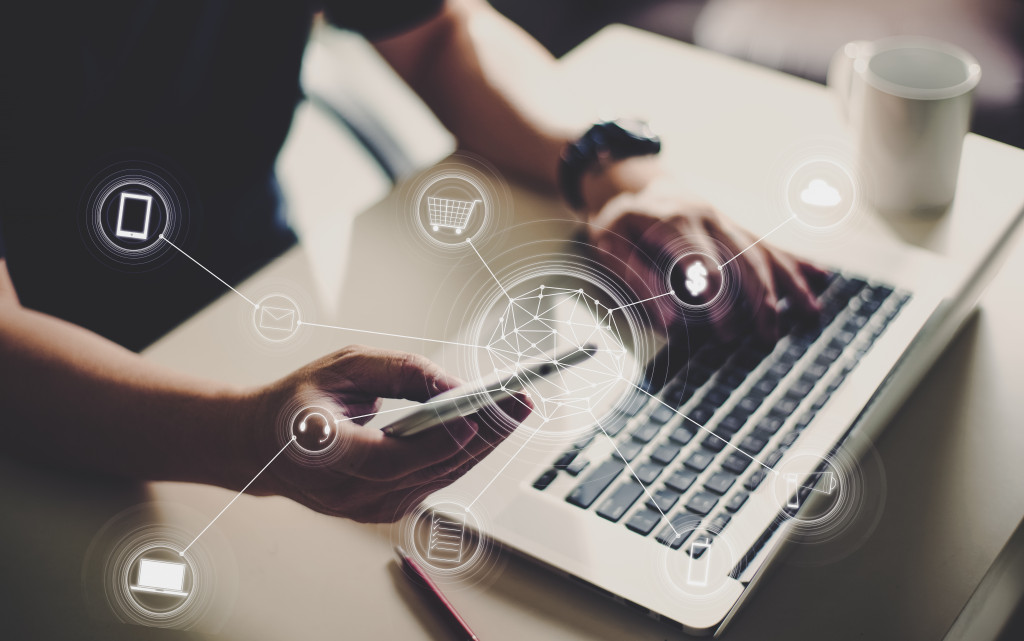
238,345,530,523
586,177,828,343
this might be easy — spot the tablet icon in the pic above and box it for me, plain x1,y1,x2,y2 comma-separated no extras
427,509,466,564
115,192,153,240
259,306,297,333
131,558,188,598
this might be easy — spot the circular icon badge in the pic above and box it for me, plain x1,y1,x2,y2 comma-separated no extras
417,175,487,246
408,499,483,574
292,406,338,453
785,158,858,230
125,545,196,616
80,161,196,269
253,293,302,342
668,251,726,309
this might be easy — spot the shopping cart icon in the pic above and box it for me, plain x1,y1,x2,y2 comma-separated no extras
427,197,480,234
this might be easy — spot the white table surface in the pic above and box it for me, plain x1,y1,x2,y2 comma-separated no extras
3,26,1024,640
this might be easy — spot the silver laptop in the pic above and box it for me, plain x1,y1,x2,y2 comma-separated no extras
450,232,977,635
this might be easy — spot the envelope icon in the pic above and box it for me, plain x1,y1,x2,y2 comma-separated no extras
259,305,296,332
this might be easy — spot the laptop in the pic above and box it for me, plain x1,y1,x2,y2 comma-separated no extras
130,558,189,598
451,230,978,635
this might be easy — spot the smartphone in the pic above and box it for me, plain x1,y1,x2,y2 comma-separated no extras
381,344,597,438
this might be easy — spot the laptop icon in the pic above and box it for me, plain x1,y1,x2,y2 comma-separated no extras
131,558,189,598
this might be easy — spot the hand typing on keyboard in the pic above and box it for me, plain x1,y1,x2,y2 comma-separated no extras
585,177,828,343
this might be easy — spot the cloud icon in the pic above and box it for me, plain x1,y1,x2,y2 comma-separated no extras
800,178,841,207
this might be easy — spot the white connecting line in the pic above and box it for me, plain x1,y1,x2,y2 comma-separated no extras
718,215,796,269
160,234,484,351
181,436,296,556
159,234,258,308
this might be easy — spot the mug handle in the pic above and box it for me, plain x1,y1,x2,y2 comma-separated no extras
827,40,870,118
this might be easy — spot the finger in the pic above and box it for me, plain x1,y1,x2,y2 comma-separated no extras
799,260,832,295
770,252,821,316
327,347,461,403
337,415,480,481
703,218,777,343
390,392,532,490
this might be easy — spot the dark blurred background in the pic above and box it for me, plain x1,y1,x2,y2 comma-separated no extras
490,0,1024,149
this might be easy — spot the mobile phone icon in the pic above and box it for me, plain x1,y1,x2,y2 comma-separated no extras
115,192,153,240
686,537,712,586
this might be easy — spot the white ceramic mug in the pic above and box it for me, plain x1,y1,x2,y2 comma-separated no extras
827,37,981,214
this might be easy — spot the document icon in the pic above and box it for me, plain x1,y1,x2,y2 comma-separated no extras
427,509,466,564
259,306,296,332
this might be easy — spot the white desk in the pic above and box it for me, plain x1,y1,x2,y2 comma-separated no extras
4,26,1024,640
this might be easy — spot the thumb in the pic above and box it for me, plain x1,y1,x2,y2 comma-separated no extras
326,346,461,402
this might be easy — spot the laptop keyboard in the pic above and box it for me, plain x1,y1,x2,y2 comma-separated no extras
533,272,910,557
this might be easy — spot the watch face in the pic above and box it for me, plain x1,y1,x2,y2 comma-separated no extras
603,119,661,156
614,119,656,141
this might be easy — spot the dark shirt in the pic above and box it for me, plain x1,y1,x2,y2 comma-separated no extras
1,1,442,350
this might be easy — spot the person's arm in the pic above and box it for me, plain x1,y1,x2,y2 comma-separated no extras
0,259,527,521
374,0,827,342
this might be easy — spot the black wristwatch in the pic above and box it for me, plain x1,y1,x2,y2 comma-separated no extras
558,119,662,211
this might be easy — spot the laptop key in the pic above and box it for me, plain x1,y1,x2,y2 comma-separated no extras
721,452,752,475
597,482,645,522
709,513,732,534
668,426,695,445
716,412,746,436
613,438,643,462
744,469,767,491
685,491,719,516
772,396,800,417
665,469,699,493
724,491,749,512
685,450,715,472
632,422,661,443
687,534,713,558
688,404,716,425
752,376,779,396
567,459,625,508
704,471,736,495
633,461,664,485
655,515,700,549
649,404,676,424
646,487,681,512
602,413,629,437
625,508,663,535
533,469,558,490
703,385,732,408
553,450,578,470
735,395,764,415
739,434,768,455
756,415,785,435
566,457,590,476
651,442,682,465
701,434,726,453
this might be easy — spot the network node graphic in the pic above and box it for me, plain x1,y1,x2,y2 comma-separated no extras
81,161,194,269
482,284,633,425
126,546,194,614
668,251,726,309
253,293,302,342
785,158,858,230
291,406,337,453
